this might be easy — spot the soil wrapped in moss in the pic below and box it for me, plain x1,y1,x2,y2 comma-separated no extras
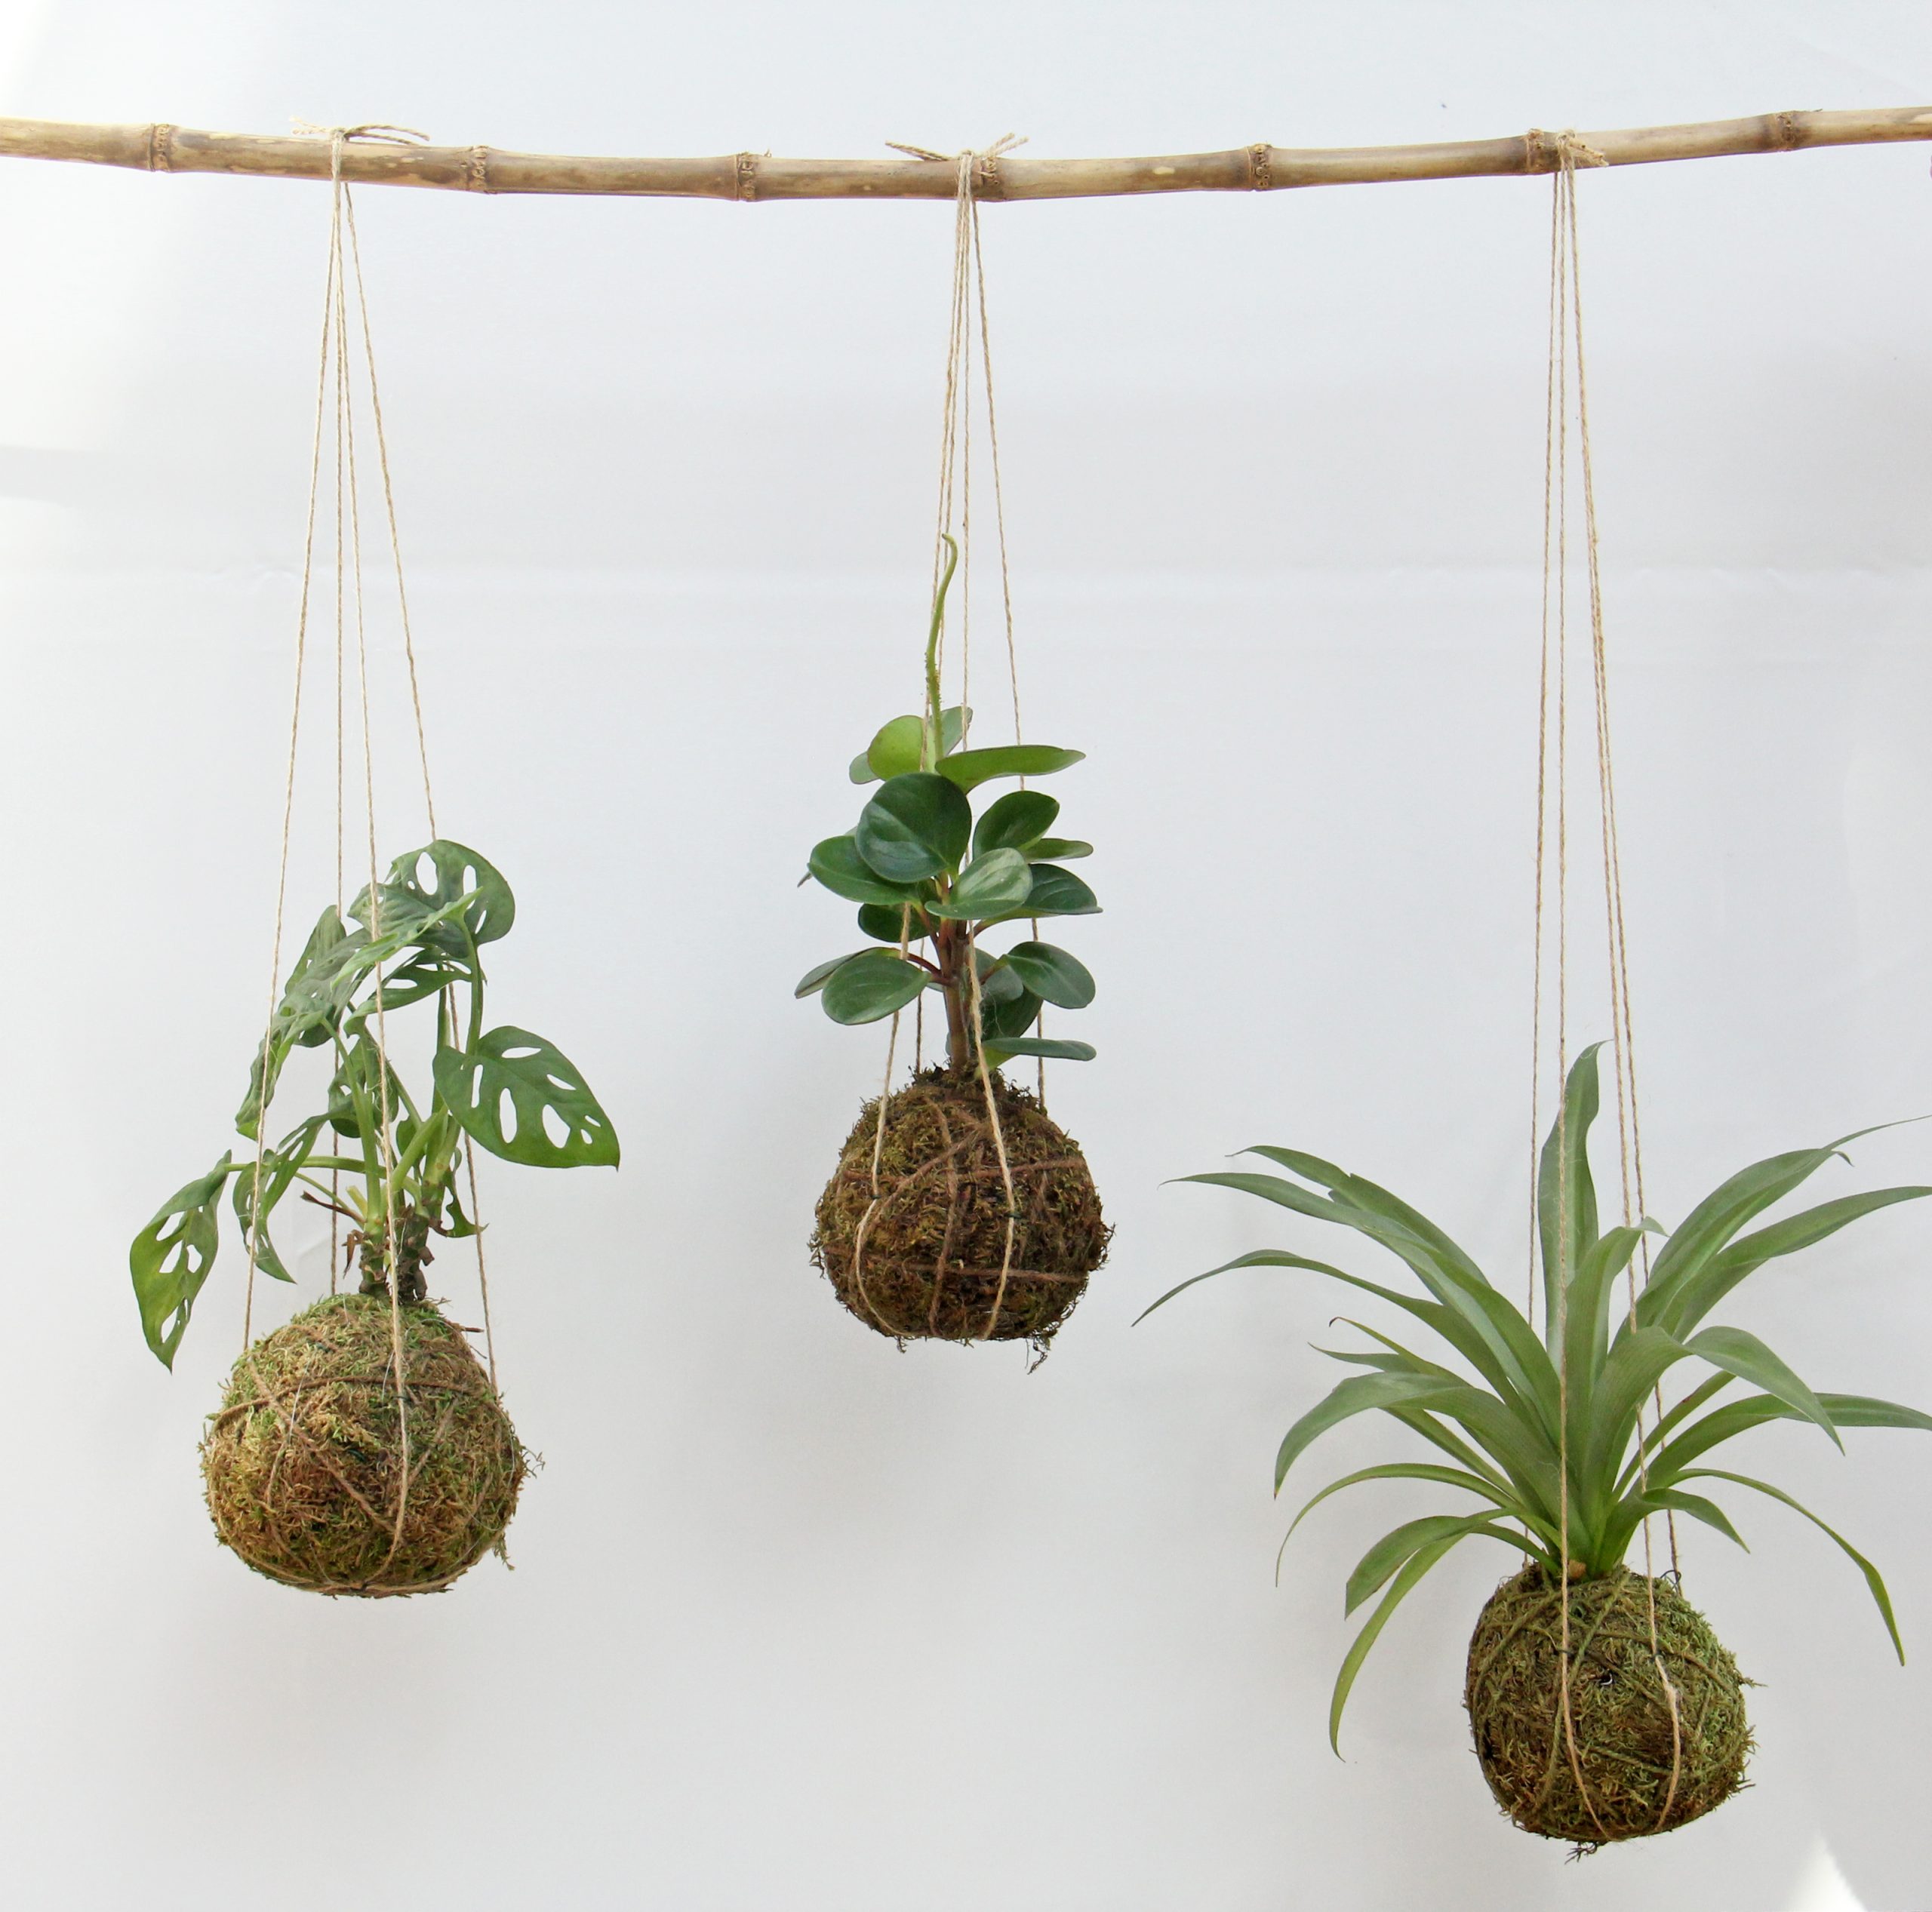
812,1066,1109,1351
202,1293,526,1597
1465,1563,1752,1847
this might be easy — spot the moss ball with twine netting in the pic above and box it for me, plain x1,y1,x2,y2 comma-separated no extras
1464,1563,1752,1848
812,1066,1110,1353
202,1293,527,1597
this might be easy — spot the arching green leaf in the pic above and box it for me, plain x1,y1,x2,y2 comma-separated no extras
1682,1324,1841,1450
985,1036,1096,1063
818,950,930,1025
927,847,1033,921
974,788,1059,857
808,835,931,908
998,941,1095,1010
937,744,1084,792
1346,1513,1533,1615
1537,1044,1603,1326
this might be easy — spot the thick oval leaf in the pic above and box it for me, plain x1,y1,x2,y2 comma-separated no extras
937,744,1084,792
1026,837,1093,861
856,773,972,881
820,950,929,1025
974,789,1059,857
984,1035,1097,1063
999,940,1095,1009
857,902,927,945
972,948,1026,1007
795,953,861,998
433,1025,620,1170
864,714,925,782
927,847,1033,921
808,835,930,908
1009,863,1100,919
131,1152,232,1367
977,982,1043,1041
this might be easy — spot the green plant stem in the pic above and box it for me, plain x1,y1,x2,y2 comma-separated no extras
921,534,958,772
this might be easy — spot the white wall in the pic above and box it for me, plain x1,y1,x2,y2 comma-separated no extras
2,5,1930,1907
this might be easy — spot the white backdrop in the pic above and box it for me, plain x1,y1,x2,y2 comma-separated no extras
2,5,1930,1909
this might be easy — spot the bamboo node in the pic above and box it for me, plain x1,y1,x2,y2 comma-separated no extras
976,152,1007,201
735,151,761,202
464,143,491,192
1771,110,1802,151
148,122,176,173
1525,127,1608,173
1247,141,1273,190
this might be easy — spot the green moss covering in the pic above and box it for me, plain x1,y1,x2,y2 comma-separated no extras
1465,1563,1752,1849
202,1293,526,1597
811,1066,1110,1354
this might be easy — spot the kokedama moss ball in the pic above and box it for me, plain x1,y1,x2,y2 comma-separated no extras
812,1065,1110,1351
202,1293,526,1597
1465,1563,1752,1847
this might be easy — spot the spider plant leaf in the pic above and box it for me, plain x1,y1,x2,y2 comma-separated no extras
1564,1222,1647,1397
1346,1514,1534,1615
856,773,973,881
1620,1371,1734,1493
433,1026,620,1170
936,744,1084,792
1680,1467,1904,1661
131,1152,232,1367
1275,1373,1466,1492
1284,1463,1530,1548
1681,1324,1841,1450
1651,1391,1932,1483
1386,1408,1527,1505
1609,1486,1749,1560
1583,1324,1694,1492
973,788,1058,857
1664,1186,1932,1336
1537,1044,1604,1329
1638,1122,1912,1331
1330,1520,1516,1752
818,951,930,1025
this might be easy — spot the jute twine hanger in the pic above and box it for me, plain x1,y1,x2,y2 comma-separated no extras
235,122,502,1590
1527,129,1685,1838
848,135,1042,1352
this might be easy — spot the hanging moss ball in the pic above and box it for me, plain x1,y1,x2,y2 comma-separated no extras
1464,1563,1752,1848
811,1065,1110,1352
202,1294,526,1598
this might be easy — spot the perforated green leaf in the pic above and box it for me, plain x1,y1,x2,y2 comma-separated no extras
434,1026,619,1170
131,1152,232,1368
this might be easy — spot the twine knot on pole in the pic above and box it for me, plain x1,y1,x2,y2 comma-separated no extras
885,133,1027,198
1527,127,1609,173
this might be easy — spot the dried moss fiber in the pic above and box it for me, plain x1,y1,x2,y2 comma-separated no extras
202,1293,526,1598
811,1066,1110,1352
1465,1563,1752,1848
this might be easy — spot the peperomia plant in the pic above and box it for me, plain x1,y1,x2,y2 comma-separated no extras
796,539,1100,1071
1148,1045,1932,1744
131,839,618,1366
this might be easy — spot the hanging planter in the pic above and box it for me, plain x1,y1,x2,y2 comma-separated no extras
132,841,619,1595
797,149,1109,1354
1150,1045,1930,1845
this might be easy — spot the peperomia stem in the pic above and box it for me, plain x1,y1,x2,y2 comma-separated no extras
921,534,958,771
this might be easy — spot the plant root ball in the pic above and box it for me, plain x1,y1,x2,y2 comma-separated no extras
202,1294,527,1597
1464,1563,1752,1848
812,1066,1110,1353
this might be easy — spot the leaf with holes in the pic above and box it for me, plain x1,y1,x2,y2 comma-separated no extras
131,1152,232,1367
435,1026,620,1170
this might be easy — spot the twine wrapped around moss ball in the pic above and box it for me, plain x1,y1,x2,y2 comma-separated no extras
811,1066,1110,1353
1464,1563,1752,1848
202,1294,527,1597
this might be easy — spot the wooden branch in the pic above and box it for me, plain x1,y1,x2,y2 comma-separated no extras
0,107,1928,203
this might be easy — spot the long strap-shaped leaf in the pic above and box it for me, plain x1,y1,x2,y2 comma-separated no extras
1647,1390,1932,1484
1537,1045,1604,1335
1345,1513,1539,1615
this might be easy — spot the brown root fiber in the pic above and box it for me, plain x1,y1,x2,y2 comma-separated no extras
811,1066,1110,1352
202,1294,526,1597
1465,1563,1752,1848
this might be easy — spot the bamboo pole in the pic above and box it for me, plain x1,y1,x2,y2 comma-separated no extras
0,107,1927,202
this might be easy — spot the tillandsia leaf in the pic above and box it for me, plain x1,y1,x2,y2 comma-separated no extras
974,788,1059,856
926,847,1034,921
855,773,973,882
1681,1467,1906,1661
1661,1185,1932,1339
230,1113,328,1284
1647,1391,1932,1485
1563,1222,1649,1405
1274,1372,1469,1492
1537,1044,1604,1334
1346,1513,1537,1616
986,1037,1097,1064
1679,1324,1841,1449
1001,863,1100,920
819,950,930,1025
937,744,1084,792
1283,1464,1534,1549
1603,1487,1748,1563
808,835,933,908
433,1025,620,1170
998,941,1096,1010
795,953,864,998
1330,1520,1520,1752
1026,838,1093,861
857,902,928,945
131,1151,232,1367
